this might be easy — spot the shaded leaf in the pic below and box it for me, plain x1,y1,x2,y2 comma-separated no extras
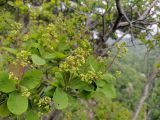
68,79,94,91
55,72,64,86
44,86,55,97
53,88,68,109
0,71,16,93
0,101,10,117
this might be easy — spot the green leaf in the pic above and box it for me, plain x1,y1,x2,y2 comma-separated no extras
43,53,56,60
80,90,94,99
102,73,116,82
20,69,42,90
43,52,67,60
0,71,16,93
44,86,55,97
51,0,56,4
57,42,70,52
55,72,64,86
55,71,71,87
0,101,10,117
7,92,28,115
98,83,116,98
53,88,68,109
95,80,106,87
86,55,105,72
68,79,94,91
87,56,98,70
7,1,14,6
26,111,39,120
2,47,18,54
53,52,67,59
31,54,46,65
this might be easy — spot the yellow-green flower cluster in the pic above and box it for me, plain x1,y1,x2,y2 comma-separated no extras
16,50,30,60
115,42,128,58
122,47,128,53
116,47,128,58
60,47,89,72
11,23,22,30
107,50,112,56
21,87,30,98
80,39,91,49
97,56,107,63
38,112,44,117
41,24,58,50
156,63,160,70
15,50,31,67
9,72,19,82
7,23,22,40
115,70,121,78
116,108,132,120
64,112,72,120
115,41,127,49
47,24,57,37
41,35,55,50
23,34,29,41
37,96,51,110
75,47,89,56
47,24,58,42
80,70,103,83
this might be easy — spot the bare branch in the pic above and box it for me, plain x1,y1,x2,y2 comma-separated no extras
138,0,158,21
117,0,158,28
130,26,135,46
112,29,130,46
103,0,123,41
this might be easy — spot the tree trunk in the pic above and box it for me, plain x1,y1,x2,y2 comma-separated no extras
131,73,157,120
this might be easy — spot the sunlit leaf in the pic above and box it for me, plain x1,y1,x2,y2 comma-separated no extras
53,88,68,109
31,54,46,65
7,92,28,115
98,83,116,98
20,69,42,90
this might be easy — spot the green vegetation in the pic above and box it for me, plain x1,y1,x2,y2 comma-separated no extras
0,0,159,120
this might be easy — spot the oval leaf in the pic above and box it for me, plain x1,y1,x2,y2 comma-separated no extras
98,83,116,98
7,92,28,115
53,88,68,109
31,54,46,65
0,71,16,93
20,69,42,90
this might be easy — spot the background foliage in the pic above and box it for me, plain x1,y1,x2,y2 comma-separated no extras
0,0,160,120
